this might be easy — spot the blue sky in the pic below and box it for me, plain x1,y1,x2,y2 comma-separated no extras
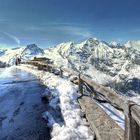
0,0,140,48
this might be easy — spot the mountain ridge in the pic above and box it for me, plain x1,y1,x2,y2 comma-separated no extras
0,38,140,95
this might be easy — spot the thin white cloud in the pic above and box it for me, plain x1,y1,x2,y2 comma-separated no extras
2,32,20,46
61,26,92,38
27,23,92,39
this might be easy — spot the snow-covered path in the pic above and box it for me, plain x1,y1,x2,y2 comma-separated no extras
0,67,50,140
17,65,94,140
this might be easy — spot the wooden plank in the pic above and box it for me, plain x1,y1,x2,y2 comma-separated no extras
78,96,124,140
60,67,63,77
78,74,83,94
131,118,140,140
38,64,44,70
80,74,126,110
131,105,140,126
131,105,140,140
124,101,140,140
33,57,51,61
124,101,133,140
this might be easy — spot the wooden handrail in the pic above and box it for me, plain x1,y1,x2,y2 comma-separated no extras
131,104,140,126
80,74,126,110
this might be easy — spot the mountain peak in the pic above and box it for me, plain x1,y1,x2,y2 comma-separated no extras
125,40,140,52
109,41,122,48
22,44,44,56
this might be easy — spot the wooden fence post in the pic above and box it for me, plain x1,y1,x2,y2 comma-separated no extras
50,66,52,73
60,67,63,77
46,64,48,71
124,101,133,140
131,117,140,140
38,64,42,70
47,65,50,72
131,104,140,140
42,65,46,71
78,73,83,94
124,101,139,140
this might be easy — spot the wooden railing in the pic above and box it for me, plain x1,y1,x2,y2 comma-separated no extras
22,60,140,140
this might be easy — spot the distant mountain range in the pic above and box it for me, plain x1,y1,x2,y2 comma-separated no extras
0,38,140,95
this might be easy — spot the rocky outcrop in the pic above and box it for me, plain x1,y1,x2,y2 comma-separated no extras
125,40,140,65
0,49,6,56
0,61,8,68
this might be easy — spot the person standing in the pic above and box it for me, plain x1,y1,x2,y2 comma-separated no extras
15,56,21,65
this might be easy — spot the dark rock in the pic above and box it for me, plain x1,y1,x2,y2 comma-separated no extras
0,49,6,56
41,88,52,102
108,71,117,77
0,61,8,68
119,74,128,80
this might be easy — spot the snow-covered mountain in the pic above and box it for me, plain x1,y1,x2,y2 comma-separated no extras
0,44,44,65
22,44,44,56
0,47,24,65
125,40,140,52
44,38,140,95
0,49,6,56
0,38,140,95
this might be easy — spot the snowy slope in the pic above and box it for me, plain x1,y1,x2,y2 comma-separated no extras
0,38,140,94
44,38,140,95
22,44,44,56
125,40,140,52
0,49,6,56
0,44,45,65
0,48,24,65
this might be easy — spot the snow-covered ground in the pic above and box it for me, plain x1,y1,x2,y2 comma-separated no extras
16,64,139,138
16,65,94,140
1,63,139,139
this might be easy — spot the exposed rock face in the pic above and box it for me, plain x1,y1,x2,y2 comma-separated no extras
0,61,8,68
125,41,140,65
22,44,44,56
0,49,6,56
